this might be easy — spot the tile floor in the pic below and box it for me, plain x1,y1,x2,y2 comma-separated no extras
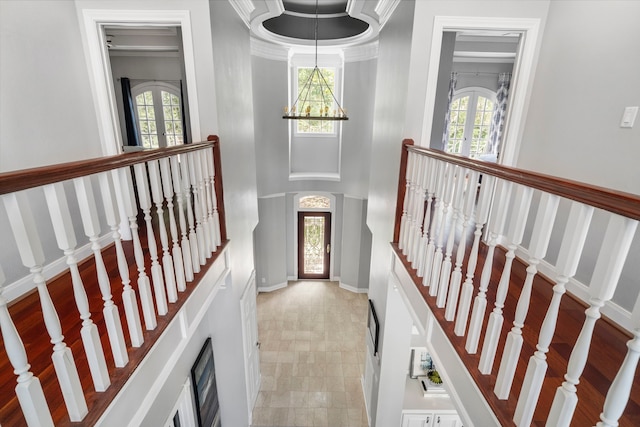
252,281,369,427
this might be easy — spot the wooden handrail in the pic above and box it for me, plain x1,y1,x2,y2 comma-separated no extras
405,140,640,221
0,140,217,196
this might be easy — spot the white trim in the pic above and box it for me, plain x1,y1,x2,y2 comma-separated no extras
228,0,255,28
4,233,112,303
258,193,286,199
344,40,379,62
250,37,289,61
79,9,202,155
373,0,402,30
257,282,288,293
339,282,368,294
289,172,341,182
419,16,542,167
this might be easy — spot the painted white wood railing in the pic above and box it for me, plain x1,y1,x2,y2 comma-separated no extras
394,140,640,427
0,139,225,426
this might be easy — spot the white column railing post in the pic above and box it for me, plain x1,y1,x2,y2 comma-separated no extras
0,264,55,427
494,192,559,398
466,179,512,354
423,160,446,289
429,164,456,297
148,159,178,304
188,152,207,266
134,163,168,316
514,202,593,426
44,182,110,392
455,174,495,337
160,157,187,292
546,215,638,427
192,151,212,259
446,169,480,321
171,155,195,281
479,184,533,374
118,167,157,330
180,154,201,274
200,149,218,250
416,158,435,277
437,165,467,308
3,191,88,421
205,148,222,247
399,152,415,252
408,155,425,264
74,176,128,368
99,172,144,347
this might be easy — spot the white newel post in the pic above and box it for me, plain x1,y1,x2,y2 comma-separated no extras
0,264,55,427
494,192,559,398
188,152,207,266
44,183,110,392
437,165,467,308
180,154,201,274
466,179,512,354
479,184,532,374
205,148,222,247
429,164,456,297
455,174,495,337
423,160,445,288
399,152,414,252
98,172,144,347
446,169,480,322
74,176,128,368
546,214,638,427
171,155,195,281
416,157,435,277
160,157,187,292
118,167,157,330
148,160,178,304
134,163,168,316
514,202,593,426
3,191,88,421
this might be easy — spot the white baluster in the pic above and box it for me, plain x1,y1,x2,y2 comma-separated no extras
596,328,640,427
407,155,423,264
148,160,178,304
98,172,144,347
514,202,593,426
160,157,187,292
0,264,54,427
466,179,512,354
445,170,480,321
118,167,157,330
200,149,217,250
171,155,195,281
411,157,428,268
455,174,495,337
547,215,638,427
44,182,111,392
180,154,200,273
3,191,88,421
423,161,446,288
494,192,559,398
398,152,414,252
74,176,128,368
191,151,212,259
479,184,533,374
429,164,456,297
416,157,435,277
134,163,168,316
206,148,222,247
437,166,467,308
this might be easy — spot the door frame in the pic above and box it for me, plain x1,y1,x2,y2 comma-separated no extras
297,211,332,279
419,16,542,166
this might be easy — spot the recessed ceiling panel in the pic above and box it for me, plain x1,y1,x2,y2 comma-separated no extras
263,14,369,40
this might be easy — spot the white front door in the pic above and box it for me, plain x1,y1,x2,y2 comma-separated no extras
240,276,260,420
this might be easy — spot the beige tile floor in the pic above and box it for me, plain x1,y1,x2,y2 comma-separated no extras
252,281,369,427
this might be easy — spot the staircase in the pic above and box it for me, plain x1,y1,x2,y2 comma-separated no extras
392,140,640,426
0,138,227,426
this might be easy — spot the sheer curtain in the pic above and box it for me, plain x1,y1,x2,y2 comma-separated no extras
441,72,458,150
487,72,511,157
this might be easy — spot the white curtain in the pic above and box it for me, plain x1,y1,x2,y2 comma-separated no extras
441,72,457,150
487,72,511,156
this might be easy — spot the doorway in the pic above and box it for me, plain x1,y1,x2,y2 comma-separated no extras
297,212,331,279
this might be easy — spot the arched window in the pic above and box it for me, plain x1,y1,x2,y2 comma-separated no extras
132,81,185,149
298,195,331,209
446,87,496,159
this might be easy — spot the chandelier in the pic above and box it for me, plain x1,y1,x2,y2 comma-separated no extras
282,0,348,121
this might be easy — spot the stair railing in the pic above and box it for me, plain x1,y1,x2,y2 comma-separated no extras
393,139,640,427
0,137,226,426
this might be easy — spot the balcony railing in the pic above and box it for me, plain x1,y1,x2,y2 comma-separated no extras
0,137,226,426
393,139,640,426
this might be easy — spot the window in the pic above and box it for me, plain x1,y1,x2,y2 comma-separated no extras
445,88,496,159
132,82,185,149
299,195,331,209
295,67,336,134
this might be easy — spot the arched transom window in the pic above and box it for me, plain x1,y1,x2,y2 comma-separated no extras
298,195,331,209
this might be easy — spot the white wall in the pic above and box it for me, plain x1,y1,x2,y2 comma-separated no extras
256,195,288,289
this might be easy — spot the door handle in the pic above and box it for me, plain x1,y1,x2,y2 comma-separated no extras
326,244,331,253
256,341,261,349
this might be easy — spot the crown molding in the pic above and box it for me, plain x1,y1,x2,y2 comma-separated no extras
374,0,401,29
344,40,378,62
250,36,289,61
228,0,256,28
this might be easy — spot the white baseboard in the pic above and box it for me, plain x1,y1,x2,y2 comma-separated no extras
4,233,113,303
258,282,288,293
339,282,369,294
513,246,633,332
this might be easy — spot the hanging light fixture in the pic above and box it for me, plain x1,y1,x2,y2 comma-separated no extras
282,0,348,121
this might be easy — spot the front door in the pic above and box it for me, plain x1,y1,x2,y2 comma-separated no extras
298,212,331,279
